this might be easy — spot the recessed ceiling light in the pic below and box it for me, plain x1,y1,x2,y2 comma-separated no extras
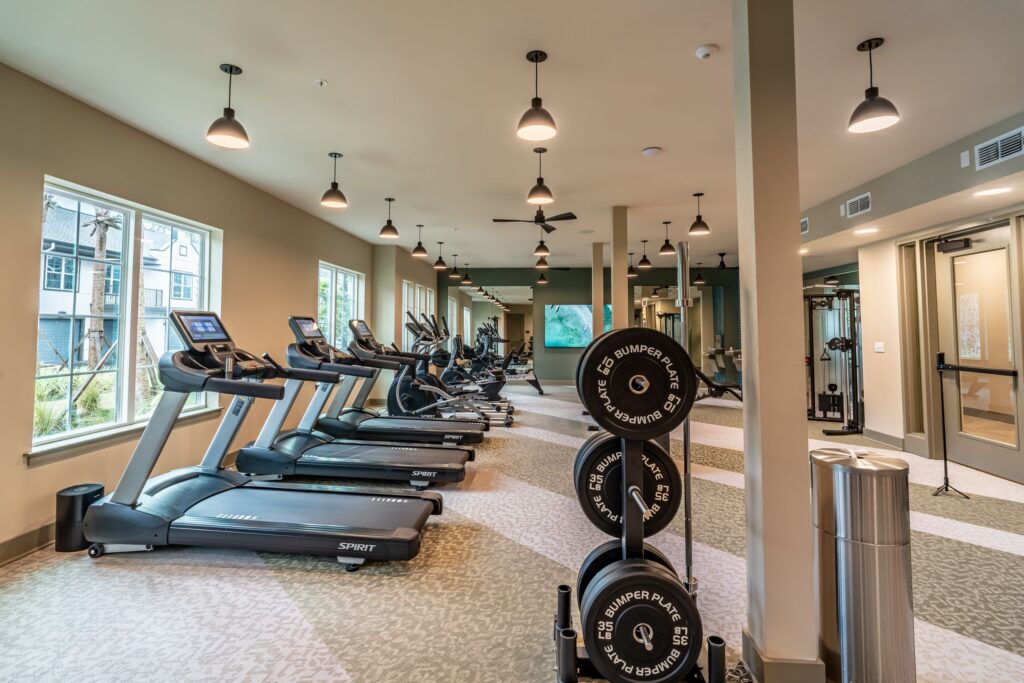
854,227,879,235
313,79,328,88
974,187,1012,197
641,146,663,157
799,248,809,255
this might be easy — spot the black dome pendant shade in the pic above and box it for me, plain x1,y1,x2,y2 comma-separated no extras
536,272,549,285
449,255,461,279
461,264,473,285
848,38,900,134
206,64,250,149
535,255,549,270
534,225,551,257
527,147,554,205
412,224,428,257
693,263,706,286
659,221,675,256
627,252,638,279
320,152,348,208
689,192,710,236
717,253,727,269
638,240,653,269
433,242,447,270
517,50,557,141
379,197,399,239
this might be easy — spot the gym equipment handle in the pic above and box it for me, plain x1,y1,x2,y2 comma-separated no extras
204,377,284,400
261,353,339,384
936,352,1018,377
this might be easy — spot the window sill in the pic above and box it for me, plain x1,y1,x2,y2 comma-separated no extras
24,406,222,468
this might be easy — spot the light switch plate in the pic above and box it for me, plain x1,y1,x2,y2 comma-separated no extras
874,341,885,353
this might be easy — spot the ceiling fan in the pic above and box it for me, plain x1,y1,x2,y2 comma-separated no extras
492,207,577,233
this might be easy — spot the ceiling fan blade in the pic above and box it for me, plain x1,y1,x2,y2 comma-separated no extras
492,218,531,223
540,223,557,233
545,212,577,221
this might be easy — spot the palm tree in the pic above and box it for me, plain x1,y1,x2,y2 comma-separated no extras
81,209,122,370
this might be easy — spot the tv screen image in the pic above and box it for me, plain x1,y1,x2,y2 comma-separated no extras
544,304,612,348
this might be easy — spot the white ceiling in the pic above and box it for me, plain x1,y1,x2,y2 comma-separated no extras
1,0,1022,267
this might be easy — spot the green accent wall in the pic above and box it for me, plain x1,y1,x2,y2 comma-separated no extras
437,266,741,381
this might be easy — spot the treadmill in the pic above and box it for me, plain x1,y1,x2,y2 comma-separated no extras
234,316,474,489
81,310,441,570
310,319,486,445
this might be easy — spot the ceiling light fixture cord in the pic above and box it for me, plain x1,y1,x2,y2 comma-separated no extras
332,153,338,181
227,70,233,108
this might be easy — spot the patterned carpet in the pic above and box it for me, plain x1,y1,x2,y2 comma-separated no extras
1,385,1022,682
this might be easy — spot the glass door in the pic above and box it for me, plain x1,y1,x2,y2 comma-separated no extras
934,223,1024,483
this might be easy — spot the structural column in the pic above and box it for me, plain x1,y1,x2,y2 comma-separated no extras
610,206,629,329
732,1,824,681
592,242,605,337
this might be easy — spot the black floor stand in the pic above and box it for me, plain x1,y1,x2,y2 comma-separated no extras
934,354,969,499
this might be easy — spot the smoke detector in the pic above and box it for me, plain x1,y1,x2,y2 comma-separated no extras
695,44,719,60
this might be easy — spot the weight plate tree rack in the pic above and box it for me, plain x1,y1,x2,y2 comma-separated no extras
552,243,725,683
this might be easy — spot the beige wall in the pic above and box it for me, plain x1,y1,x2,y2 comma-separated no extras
0,64,379,548
858,240,906,440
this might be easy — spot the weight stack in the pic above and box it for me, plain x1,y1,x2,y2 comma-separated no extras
55,483,104,552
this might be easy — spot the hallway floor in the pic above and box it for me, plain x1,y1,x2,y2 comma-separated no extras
1,386,1022,682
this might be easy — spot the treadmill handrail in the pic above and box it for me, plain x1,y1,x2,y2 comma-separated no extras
262,353,340,384
204,377,284,400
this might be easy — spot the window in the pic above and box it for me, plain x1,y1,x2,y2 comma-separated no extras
171,272,194,300
104,265,121,296
447,296,458,349
401,280,435,350
463,306,472,345
317,262,365,351
33,184,218,444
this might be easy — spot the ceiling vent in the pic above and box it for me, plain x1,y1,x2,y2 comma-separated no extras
846,192,872,218
800,217,810,235
975,126,1024,170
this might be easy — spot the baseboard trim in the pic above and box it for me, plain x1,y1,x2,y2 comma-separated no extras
0,523,55,568
863,428,904,450
742,628,825,683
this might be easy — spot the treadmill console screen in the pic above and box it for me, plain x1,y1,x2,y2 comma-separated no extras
179,314,230,343
295,317,324,340
351,320,373,341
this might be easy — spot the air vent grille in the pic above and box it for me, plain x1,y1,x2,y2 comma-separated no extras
800,217,809,235
975,126,1024,170
846,192,872,218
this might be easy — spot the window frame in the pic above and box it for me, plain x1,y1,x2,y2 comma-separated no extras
31,180,220,452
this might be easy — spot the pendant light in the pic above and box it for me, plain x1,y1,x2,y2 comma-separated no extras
717,253,727,269
379,198,399,239
461,264,473,285
658,221,675,256
449,255,461,279
206,64,250,149
848,38,900,134
537,272,549,285
651,287,661,299
627,252,638,279
319,152,348,208
517,50,557,141
476,286,485,294
527,147,554,205
638,240,653,269
535,255,549,270
534,226,551,257
412,225,428,258
693,263,706,286
824,274,840,287
433,242,447,270
689,192,710,236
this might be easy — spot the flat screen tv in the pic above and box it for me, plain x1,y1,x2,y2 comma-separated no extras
544,304,612,348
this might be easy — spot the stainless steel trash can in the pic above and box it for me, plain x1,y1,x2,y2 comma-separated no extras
811,448,915,683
